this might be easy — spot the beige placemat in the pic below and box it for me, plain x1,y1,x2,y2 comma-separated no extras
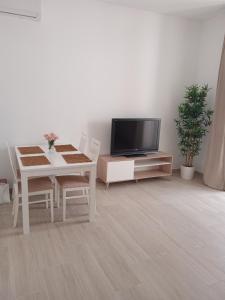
54,144,77,152
18,146,44,155
62,154,92,164
20,156,50,166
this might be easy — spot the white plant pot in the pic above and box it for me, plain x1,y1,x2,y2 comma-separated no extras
180,165,195,180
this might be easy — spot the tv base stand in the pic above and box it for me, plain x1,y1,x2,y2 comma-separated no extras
98,151,173,187
124,153,147,157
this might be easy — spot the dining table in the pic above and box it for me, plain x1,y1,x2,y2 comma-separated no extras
15,143,97,234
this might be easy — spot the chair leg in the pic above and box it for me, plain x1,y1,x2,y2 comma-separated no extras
54,180,57,207
83,188,87,201
55,180,60,208
49,191,54,223
58,185,61,208
63,190,67,222
86,188,90,206
12,185,15,216
45,194,48,209
13,194,20,228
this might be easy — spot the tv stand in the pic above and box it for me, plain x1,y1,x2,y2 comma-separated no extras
98,151,173,187
125,153,147,157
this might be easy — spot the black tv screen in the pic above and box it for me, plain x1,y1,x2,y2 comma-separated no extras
111,118,161,156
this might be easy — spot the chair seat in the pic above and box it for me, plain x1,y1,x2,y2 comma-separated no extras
18,177,53,194
56,175,89,189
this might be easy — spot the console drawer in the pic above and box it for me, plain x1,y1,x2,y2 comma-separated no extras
107,160,134,182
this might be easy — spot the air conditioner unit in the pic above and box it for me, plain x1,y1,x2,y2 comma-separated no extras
0,0,41,20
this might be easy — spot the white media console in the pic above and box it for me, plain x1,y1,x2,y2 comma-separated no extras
98,151,173,187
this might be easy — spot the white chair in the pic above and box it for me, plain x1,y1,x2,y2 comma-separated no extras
6,142,45,183
54,132,88,208
78,132,88,177
7,143,54,227
6,142,21,182
56,138,101,221
87,138,101,161
79,132,88,153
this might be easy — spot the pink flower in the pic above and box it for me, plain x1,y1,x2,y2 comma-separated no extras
44,133,59,142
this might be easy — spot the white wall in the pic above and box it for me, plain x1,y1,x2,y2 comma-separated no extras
0,0,200,181
195,12,225,172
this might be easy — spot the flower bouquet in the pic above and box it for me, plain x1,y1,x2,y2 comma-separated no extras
44,133,59,150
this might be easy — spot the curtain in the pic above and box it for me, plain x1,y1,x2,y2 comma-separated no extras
204,36,225,190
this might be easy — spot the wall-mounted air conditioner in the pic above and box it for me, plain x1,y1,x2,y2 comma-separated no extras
0,0,41,20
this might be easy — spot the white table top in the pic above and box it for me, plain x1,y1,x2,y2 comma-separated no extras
15,144,96,173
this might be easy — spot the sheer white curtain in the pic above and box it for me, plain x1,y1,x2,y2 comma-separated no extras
204,36,225,190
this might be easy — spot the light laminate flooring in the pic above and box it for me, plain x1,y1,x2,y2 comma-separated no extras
1,174,225,300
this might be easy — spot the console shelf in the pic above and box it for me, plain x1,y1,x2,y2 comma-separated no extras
98,151,173,187
134,170,171,180
134,159,171,169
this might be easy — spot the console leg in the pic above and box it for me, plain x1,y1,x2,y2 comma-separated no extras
106,183,110,189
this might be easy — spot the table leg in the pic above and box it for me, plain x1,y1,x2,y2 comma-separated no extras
21,174,30,234
89,165,96,222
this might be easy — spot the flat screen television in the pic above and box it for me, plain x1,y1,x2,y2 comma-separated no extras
111,118,161,156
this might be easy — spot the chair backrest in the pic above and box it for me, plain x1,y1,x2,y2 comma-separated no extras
6,142,17,182
88,138,101,162
79,132,88,153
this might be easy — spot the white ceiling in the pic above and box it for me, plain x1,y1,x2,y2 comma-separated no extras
0,0,41,19
0,0,40,11
0,0,224,20
100,0,225,19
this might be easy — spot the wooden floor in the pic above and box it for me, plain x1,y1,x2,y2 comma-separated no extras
1,174,225,300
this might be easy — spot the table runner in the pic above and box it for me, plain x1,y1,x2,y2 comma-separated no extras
54,144,77,152
18,146,44,155
62,154,91,164
20,156,50,166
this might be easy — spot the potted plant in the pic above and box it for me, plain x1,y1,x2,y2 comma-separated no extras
175,84,213,180
44,132,59,151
